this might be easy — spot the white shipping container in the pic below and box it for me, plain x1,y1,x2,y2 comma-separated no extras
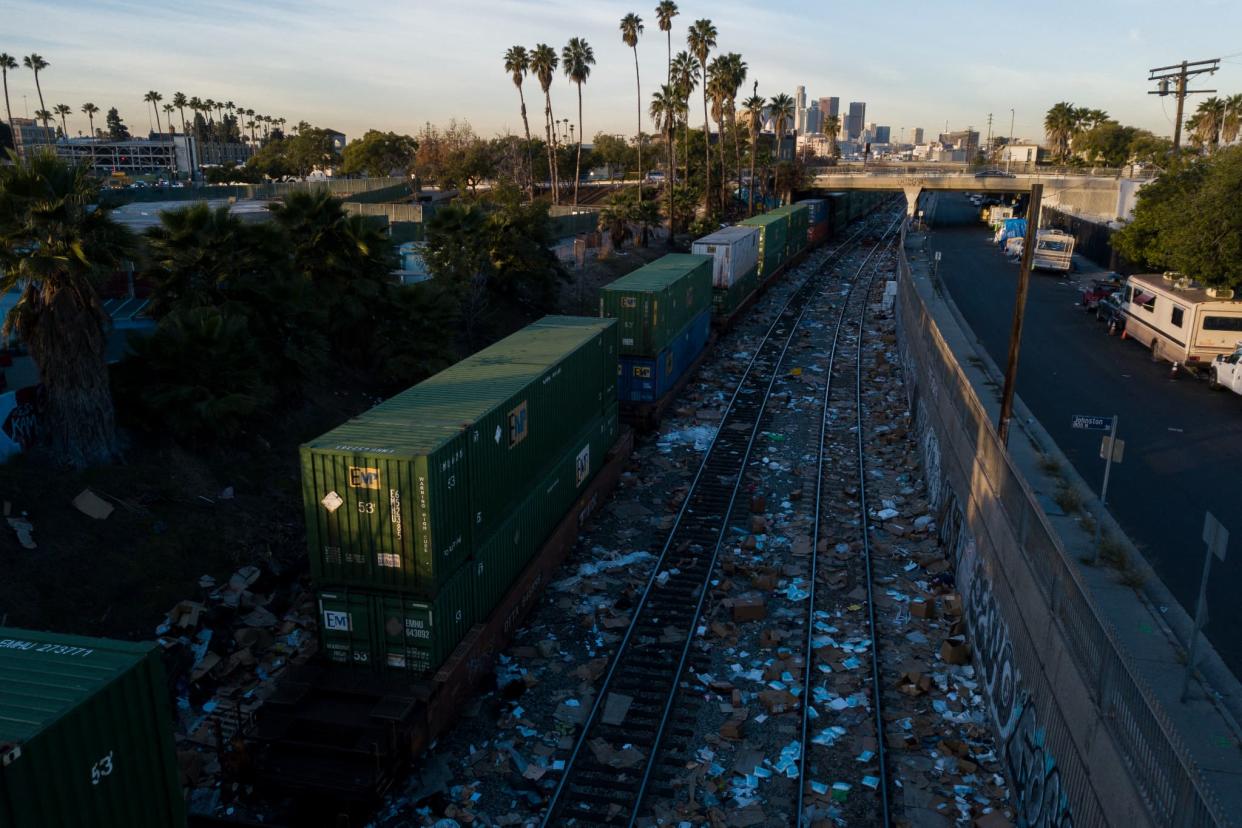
692,226,760,289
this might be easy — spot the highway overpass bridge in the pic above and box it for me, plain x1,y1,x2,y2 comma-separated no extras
803,167,1150,221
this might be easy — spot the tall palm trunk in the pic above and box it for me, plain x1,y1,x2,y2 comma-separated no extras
732,109,743,208
748,133,757,216
544,91,558,205
632,46,642,204
666,34,674,191
716,111,727,213
86,113,94,139
1,73,13,156
573,82,584,206
32,72,50,143
702,84,711,214
667,131,676,243
58,111,68,138
517,85,535,201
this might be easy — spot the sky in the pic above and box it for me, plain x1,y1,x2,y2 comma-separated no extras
3,0,1240,145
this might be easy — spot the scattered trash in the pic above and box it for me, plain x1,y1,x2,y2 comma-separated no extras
72,489,115,520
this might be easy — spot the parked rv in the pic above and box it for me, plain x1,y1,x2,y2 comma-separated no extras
1032,230,1075,273
1120,274,1242,367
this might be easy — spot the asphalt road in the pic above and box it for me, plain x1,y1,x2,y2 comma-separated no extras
929,194,1242,679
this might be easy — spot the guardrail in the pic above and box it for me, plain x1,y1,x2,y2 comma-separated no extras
807,163,1159,180
895,223,1229,827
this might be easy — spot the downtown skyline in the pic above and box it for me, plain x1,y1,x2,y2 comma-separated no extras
4,0,1240,146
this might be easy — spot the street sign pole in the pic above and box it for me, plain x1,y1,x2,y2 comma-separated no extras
1181,512,1229,702
1092,415,1119,562
1100,416,1119,506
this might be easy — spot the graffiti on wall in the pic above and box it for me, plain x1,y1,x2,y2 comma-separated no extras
938,483,1075,828
0,385,43,459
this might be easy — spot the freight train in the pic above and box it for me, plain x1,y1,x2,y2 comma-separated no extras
1,190,890,828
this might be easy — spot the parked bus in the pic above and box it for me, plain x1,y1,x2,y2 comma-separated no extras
1121,274,1242,367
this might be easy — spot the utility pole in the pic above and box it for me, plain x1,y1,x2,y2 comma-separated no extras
1006,108,1015,172
986,112,993,162
1148,58,1219,152
998,183,1042,446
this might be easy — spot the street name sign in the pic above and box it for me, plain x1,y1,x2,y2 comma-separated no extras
1071,414,1111,431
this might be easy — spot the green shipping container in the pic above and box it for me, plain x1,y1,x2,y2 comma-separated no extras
0,628,185,828
473,404,619,621
739,213,790,278
302,418,472,595
770,204,809,261
712,265,759,316
318,567,475,675
302,317,617,594
600,254,712,356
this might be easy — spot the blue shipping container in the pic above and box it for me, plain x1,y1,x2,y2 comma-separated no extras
797,198,829,224
617,310,711,403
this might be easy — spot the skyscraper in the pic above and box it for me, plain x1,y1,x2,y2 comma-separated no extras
795,85,807,135
910,127,924,145
874,126,890,144
845,102,866,141
807,100,821,135
818,97,839,120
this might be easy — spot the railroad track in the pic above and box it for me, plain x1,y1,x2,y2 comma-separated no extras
541,208,902,827
796,226,901,826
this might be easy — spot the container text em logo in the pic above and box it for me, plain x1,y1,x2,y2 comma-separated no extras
349,466,381,489
508,401,529,447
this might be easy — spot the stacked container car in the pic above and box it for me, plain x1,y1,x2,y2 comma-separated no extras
767,203,810,264
600,254,713,405
739,211,790,282
692,225,761,317
301,317,620,675
799,198,831,247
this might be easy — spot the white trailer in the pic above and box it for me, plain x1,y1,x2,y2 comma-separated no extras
1031,230,1074,273
692,225,760,289
1121,274,1242,367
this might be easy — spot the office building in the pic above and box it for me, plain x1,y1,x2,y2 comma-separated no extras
10,117,54,155
795,86,807,135
909,127,924,145
818,97,839,120
874,126,891,144
845,102,866,141
806,101,821,135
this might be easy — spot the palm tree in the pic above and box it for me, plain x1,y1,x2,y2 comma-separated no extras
0,153,136,467
1194,97,1227,150
561,38,595,206
1223,94,1242,146
670,51,699,184
656,1,679,90
0,54,16,155
650,84,682,238
1044,102,1077,162
503,46,535,200
81,102,100,139
768,92,795,204
144,91,164,136
707,58,729,212
824,114,840,158
173,92,196,175
722,53,747,204
742,87,764,215
687,19,717,214
53,104,71,139
530,44,559,203
23,54,51,143
621,13,644,199
35,109,53,138
245,108,256,144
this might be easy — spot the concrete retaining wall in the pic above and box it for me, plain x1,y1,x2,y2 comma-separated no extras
895,228,1228,827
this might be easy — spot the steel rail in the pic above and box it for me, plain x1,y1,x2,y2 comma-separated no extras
540,224,876,828
796,214,904,826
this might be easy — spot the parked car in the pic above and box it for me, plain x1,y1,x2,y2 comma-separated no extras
644,170,666,183
1096,291,1126,335
1209,345,1242,395
1080,276,1121,311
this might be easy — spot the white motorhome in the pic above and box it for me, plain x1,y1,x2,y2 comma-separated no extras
1032,230,1074,273
1121,274,1242,367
